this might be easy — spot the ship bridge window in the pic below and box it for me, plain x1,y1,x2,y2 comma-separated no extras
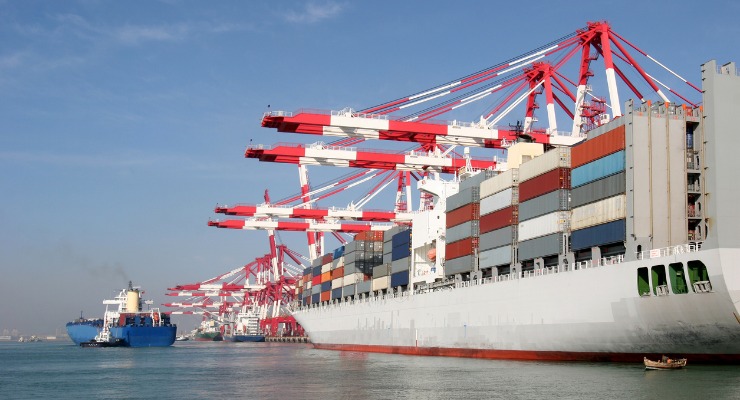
637,267,650,296
669,262,689,294
688,260,712,293
652,265,669,296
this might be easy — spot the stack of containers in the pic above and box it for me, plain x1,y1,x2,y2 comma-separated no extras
302,266,312,306
310,259,322,305
479,169,519,269
331,246,344,300
389,229,411,289
320,253,333,302
444,186,481,275
569,125,627,252
516,147,572,262
343,241,363,297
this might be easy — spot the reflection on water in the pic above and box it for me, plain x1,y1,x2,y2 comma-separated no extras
2,341,740,400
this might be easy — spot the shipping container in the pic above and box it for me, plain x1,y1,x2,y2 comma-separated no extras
391,245,411,261
391,257,411,274
320,291,330,302
571,219,626,251
311,285,321,296
390,271,410,287
445,237,479,260
446,203,481,228
320,271,331,283
571,150,625,188
332,245,345,260
331,287,342,300
459,169,497,191
518,167,571,202
311,258,322,268
479,226,514,251
517,211,570,242
480,168,518,198
341,272,362,285
331,277,344,289
311,275,321,286
344,241,358,253
570,172,626,208
480,187,514,215
571,125,625,168
446,220,480,243
321,263,331,274
305,281,312,290
480,206,518,234
311,293,320,304
322,253,333,265
312,266,322,277
343,263,361,276
330,267,344,280
372,276,390,292
518,233,565,261
518,189,570,222
342,284,356,297
321,281,332,292
445,254,476,275
392,230,411,248
571,195,626,231
356,280,372,294
445,187,481,212
383,252,392,264
372,263,390,278
518,147,571,182
479,245,512,268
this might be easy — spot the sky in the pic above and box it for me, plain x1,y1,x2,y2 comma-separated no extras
2,0,739,336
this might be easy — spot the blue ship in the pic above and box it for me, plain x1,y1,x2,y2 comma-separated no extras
70,282,177,347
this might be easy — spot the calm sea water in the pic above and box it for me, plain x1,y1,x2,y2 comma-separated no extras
2,341,740,399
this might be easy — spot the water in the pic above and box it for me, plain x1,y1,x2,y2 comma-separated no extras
3,341,740,400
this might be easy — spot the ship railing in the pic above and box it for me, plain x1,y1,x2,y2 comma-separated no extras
655,285,670,296
636,242,702,260
693,280,712,293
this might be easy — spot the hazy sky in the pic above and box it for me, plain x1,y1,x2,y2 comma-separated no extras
2,0,739,335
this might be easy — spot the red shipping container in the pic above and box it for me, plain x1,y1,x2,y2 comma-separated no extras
320,291,331,302
311,275,321,285
331,267,344,279
445,237,479,260
572,125,625,168
518,168,571,202
480,206,518,233
321,253,333,264
446,203,480,228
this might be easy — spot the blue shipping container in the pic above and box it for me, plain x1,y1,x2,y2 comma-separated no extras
312,266,322,277
390,271,409,287
392,230,411,248
571,151,625,188
391,245,411,261
311,293,320,304
570,219,626,251
321,281,332,292
331,288,342,300
333,245,345,259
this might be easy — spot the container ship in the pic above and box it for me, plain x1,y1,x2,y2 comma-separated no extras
69,282,177,347
291,60,740,363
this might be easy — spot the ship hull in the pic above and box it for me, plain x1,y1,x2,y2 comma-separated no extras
230,334,266,343
295,247,740,363
66,320,103,345
109,326,177,347
194,332,223,342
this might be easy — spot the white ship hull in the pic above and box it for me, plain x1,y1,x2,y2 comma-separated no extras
295,247,740,362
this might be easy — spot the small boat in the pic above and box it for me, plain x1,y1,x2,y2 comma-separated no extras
644,356,687,370
175,334,189,342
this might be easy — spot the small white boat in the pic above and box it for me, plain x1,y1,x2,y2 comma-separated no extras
644,356,687,370
175,334,189,342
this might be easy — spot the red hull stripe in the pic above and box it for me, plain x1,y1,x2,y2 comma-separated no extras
312,343,740,364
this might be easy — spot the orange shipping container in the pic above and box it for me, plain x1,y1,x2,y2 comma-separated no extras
331,267,344,279
480,206,518,233
446,203,480,228
518,168,571,202
445,237,479,260
320,291,330,302
571,125,625,168
321,271,331,283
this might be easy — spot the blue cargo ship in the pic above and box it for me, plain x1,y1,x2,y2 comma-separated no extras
70,282,177,347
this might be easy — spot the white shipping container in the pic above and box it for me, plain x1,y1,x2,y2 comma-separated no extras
331,277,344,289
372,276,389,292
518,147,571,183
342,272,364,286
480,187,513,215
570,194,626,231
321,264,331,274
480,169,518,198
517,211,570,242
